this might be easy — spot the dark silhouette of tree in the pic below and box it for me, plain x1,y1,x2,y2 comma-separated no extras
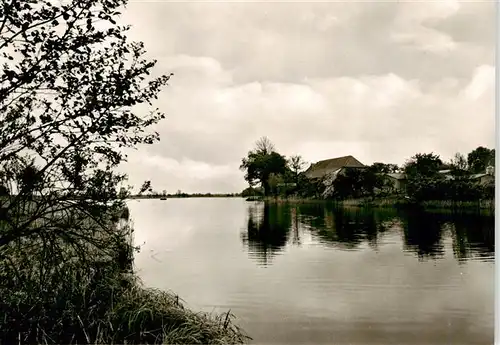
240,138,288,196
331,169,365,199
403,153,443,178
286,155,308,195
288,155,307,180
370,162,399,173
450,152,468,172
403,153,445,201
328,168,385,199
467,146,495,174
0,0,170,329
254,136,275,155
0,0,172,238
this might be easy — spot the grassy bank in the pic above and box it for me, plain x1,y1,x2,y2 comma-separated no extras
342,197,494,211
0,207,250,344
1,263,249,344
261,196,326,204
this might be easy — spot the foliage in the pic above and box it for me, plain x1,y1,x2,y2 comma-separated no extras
467,146,495,174
288,155,308,178
329,169,365,199
241,186,264,198
449,152,468,173
320,165,390,200
0,248,250,344
240,137,288,196
267,172,285,197
254,136,275,154
294,173,324,198
403,153,444,202
0,1,249,343
370,162,399,174
402,152,492,203
482,180,495,200
240,140,495,204
0,0,173,247
403,153,443,179
365,165,394,194
405,176,483,202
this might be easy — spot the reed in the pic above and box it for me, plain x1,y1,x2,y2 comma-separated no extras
262,196,495,212
0,208,250,345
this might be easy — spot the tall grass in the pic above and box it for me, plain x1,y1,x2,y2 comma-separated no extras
419,199,494,210
263,196,325,204
263,195,495,212
0,206,250,344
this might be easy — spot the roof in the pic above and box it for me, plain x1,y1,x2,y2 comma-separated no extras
470,173,492,179
386,173,406,180
305,155,365,179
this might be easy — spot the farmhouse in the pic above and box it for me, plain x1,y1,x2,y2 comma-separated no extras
304,155,366,197
304,155,366,180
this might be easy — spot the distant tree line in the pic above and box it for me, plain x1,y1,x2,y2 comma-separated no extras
131,189,241,199
240,137,495,203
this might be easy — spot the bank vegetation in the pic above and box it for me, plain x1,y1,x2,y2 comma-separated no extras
240,137,494,211
0,1,249,343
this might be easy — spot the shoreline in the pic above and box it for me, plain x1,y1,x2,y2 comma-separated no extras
1,205,250,344
257,196,495,211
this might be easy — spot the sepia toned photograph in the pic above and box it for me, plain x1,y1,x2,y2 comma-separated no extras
0,1,495,344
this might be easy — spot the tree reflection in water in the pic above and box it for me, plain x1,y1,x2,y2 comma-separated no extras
240,202,291,266
241,202,494,266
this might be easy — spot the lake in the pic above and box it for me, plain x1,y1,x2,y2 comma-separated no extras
129,198,494,345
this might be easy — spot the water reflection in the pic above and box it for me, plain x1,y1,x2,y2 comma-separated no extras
240,202,291,265
241,202,494,266
449,213,495,262
401,212,446,259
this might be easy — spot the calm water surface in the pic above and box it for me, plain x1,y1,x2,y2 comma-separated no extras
129,198,494,345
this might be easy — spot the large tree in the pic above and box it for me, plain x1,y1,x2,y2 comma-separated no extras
0,0,170,292
254,136,275,155
240,137,288,196
448,152,469,178
403,153,443,178
467,146,495,174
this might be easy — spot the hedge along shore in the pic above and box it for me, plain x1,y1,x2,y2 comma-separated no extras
261,196,495,212
0,205,251,345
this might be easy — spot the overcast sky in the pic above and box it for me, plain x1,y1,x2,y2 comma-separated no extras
119,1,495,194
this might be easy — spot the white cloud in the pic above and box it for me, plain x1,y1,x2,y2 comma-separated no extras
461,65,495,101
390,1,461,54
119,2,494,193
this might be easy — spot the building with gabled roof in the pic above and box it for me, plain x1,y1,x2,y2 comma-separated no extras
304,155,366,179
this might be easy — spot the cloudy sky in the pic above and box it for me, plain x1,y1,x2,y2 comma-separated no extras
119,0,495,194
